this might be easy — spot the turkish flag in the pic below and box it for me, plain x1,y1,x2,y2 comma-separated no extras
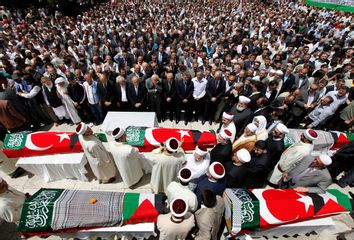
138,128,216,152
3,132,82,158
252,189,315,228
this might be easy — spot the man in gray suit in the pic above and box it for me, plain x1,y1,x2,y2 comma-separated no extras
287,83,320,127
286,154,332,194
294,68,309,91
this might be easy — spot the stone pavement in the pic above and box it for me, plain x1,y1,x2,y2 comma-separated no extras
1,119,353,240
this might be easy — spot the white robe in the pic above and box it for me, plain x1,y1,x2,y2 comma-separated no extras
56,86,81,124
269,141,313,185
219,122,236,142
143,149,186,193
184,153,210,180
0,142,17,175
109,141,144,187
0,187,26,224
166,181,198,212
79,135,116,181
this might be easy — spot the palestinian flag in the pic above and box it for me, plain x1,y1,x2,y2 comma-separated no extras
18,189,159,235
330,131,354,150
125,126,216,152
3,132,82,158
224,188,353,238
306,0,354,13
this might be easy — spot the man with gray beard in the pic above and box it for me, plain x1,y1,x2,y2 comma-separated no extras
230,96,254,138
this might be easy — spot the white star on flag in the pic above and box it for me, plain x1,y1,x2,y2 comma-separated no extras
296,193,313,212
56,133,70,143
177,130,190,139
319,192,337,204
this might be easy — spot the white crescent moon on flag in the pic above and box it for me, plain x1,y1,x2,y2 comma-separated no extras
252,189,299,225
25,132,53,151
144,128,160,146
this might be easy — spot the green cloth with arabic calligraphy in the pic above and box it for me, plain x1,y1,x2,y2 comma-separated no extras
125,126,146,146
3,133,27,150
234,188,260,230
18,188,64,232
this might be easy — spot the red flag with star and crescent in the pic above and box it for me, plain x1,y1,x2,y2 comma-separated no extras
125,127,216,152
2,132,82,158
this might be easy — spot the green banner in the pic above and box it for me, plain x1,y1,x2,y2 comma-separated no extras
18,188,64,232
94,133,108,142
306,0,354,13
125,126,146,146
233,188,260,230
3,133,27,150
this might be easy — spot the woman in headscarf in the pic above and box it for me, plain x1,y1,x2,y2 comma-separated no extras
253,115,268,141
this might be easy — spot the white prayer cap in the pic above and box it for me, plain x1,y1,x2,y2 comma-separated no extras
178,168,192,183
246,123,258,132
220,129,232,140
231,59,238,64
111,127,125,140
0,177,3,183
195,145,208,156
238,96,251,104
76,122,87,135
209,162,225,179
304,129,318,141
276,70,283,76
222,112,234,120
275,123,289,134
319,155,332,166
270,69,276,74
165,137,180,153
236,148,251,163
252,76,260,81
55,77,65,84
170,198,188,218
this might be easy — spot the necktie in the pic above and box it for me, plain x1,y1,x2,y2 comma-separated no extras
168,82,172,91
135,86,138,95
184,81,187,91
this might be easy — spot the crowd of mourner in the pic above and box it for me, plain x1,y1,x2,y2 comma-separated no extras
0,0,354,239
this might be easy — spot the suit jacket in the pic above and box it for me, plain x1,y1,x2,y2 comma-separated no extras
117,55,134,70
155,51,169,66
210,142,232,165
194,196,225,240
325,85,337,94
279,73,295,93
294,74,309,91
127,83,146,107
205,78,226,101
292,90,320,117
176,80,194,101
288,155,332,193
162,79,177,100
97,81,116,103
114,82,131,105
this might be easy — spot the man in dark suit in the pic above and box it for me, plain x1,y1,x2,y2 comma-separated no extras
127,64,146,83
156,45,169,68
114,76,131,111
248,81,264,111
294,68,309,91
204,71,226,124
117,49,134,71
279,65,295,94
325,79,345,94
162,72,177,121
127,76,146,111
97,74,116,117
176,72,194,125
145,74,163,122
287,84,320,127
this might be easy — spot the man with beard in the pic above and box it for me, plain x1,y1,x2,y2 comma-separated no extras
210,129,233,165
76,123,116,184
217,112,236,142
268,129,318,187
184,145,211,182
67,72,90,122
41,76,69,125
247,140,270,187
55,77,81,124
266,123,289,169
230,95,253,138
225,148,251,188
